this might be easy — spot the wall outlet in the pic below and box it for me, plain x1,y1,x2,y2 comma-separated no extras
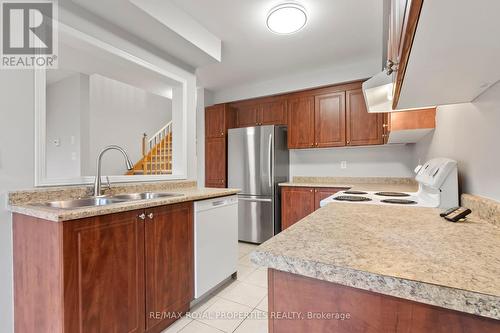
341,161,347,169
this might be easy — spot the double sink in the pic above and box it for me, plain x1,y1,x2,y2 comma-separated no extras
39,192,183,209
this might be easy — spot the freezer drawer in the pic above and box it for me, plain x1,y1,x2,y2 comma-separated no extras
238,195,274,243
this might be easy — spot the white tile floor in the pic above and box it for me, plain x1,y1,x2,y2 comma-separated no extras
162,242,267,333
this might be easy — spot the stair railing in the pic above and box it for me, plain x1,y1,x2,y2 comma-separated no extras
146,121,172,175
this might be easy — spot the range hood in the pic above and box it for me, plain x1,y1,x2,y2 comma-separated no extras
362,71,394,113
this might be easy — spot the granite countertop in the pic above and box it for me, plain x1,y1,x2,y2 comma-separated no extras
279,176,419,192
251,202,500,320
9,181,240,222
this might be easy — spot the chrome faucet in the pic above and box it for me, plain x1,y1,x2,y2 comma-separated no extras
93,145,134,197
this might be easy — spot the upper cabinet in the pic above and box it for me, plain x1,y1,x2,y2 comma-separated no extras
389,0,500,109
205,104,227,138
385,108,436,144
314,92,346,148
287,96,315,148
286,82,384,149
346,89,384,146
232,99,287,128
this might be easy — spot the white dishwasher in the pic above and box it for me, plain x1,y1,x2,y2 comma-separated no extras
194,195,238,299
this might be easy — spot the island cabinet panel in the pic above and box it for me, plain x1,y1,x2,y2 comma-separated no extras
63,211,146,333
145,203,193,332
287,96,315,148
314,92,346,147
268,269,500,333
281,187,315,230
346,89,384,146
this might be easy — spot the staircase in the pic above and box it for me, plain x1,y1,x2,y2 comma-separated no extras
128,121,172,175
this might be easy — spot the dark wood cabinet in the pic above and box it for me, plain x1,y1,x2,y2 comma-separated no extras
233,100,287,127
205,104,234,188
205,137,226,188
145,203,193,331
14,202,194,333
260,100,287,125
287,97,315,149
63,211,146,333
235,104,260,127
282,186,348,230
205,104,226,138
314,188,345,210
314,92,346,147
281,187,315,230
346,89,384,146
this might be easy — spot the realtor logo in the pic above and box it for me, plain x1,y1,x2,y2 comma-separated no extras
1,0,58,68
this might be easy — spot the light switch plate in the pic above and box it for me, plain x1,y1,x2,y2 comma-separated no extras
341,161,347,169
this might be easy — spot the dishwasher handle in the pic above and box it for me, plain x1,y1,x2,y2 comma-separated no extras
195,195,238,212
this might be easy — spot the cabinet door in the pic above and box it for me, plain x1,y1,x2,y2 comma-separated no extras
260,100,287,125
287,97,315,149
205,137,226,187
281,187,315,231
346,89,384,146
314,92,346,147
235,104,260,127
145,203,193,331
205,104,226,138
314,188,345,210
63,211,145,333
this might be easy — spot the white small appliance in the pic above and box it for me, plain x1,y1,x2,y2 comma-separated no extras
194,195,238,299
321,158,458,209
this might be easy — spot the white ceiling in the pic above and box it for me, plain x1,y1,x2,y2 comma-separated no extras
171,0,383,91
65,0,383,93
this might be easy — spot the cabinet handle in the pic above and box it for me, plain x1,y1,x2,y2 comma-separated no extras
310,189,313,193
383,124,388,128
147,212,154,219
138,213,146,220
347,140,351,144
220,131,224,136
310,143,314,147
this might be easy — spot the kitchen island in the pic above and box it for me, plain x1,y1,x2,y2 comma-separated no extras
251,201,500,332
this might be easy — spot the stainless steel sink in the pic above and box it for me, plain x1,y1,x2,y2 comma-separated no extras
39,197,127,209
37,192,183,210
110,192,183,201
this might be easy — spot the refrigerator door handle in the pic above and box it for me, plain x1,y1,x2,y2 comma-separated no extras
268,133,273,188
238,197,273,202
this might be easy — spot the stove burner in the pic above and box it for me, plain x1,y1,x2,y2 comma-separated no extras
334,195,372,202
381,199,418,205
343,191,368,195
375,192,411,197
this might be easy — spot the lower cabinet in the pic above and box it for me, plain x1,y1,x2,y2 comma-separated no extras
13,202,194,333
281,187,346,230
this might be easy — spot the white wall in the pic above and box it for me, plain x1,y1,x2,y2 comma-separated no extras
195,88,214,186
0,70,35,333
290,145,415,178
60,6,198,180
46,73,87,178
412,81,500,201
87,74,172,175
211,58,379,104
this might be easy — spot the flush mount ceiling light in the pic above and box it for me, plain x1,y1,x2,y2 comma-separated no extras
266,3,308,35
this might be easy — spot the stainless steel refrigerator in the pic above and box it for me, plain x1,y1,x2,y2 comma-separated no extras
228,125,289,243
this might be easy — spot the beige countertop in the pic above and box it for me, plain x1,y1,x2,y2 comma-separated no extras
9,181,240,222
251,202,500,320
279,176,419,192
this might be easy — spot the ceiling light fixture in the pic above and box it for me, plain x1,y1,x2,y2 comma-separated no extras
266,3,308,35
